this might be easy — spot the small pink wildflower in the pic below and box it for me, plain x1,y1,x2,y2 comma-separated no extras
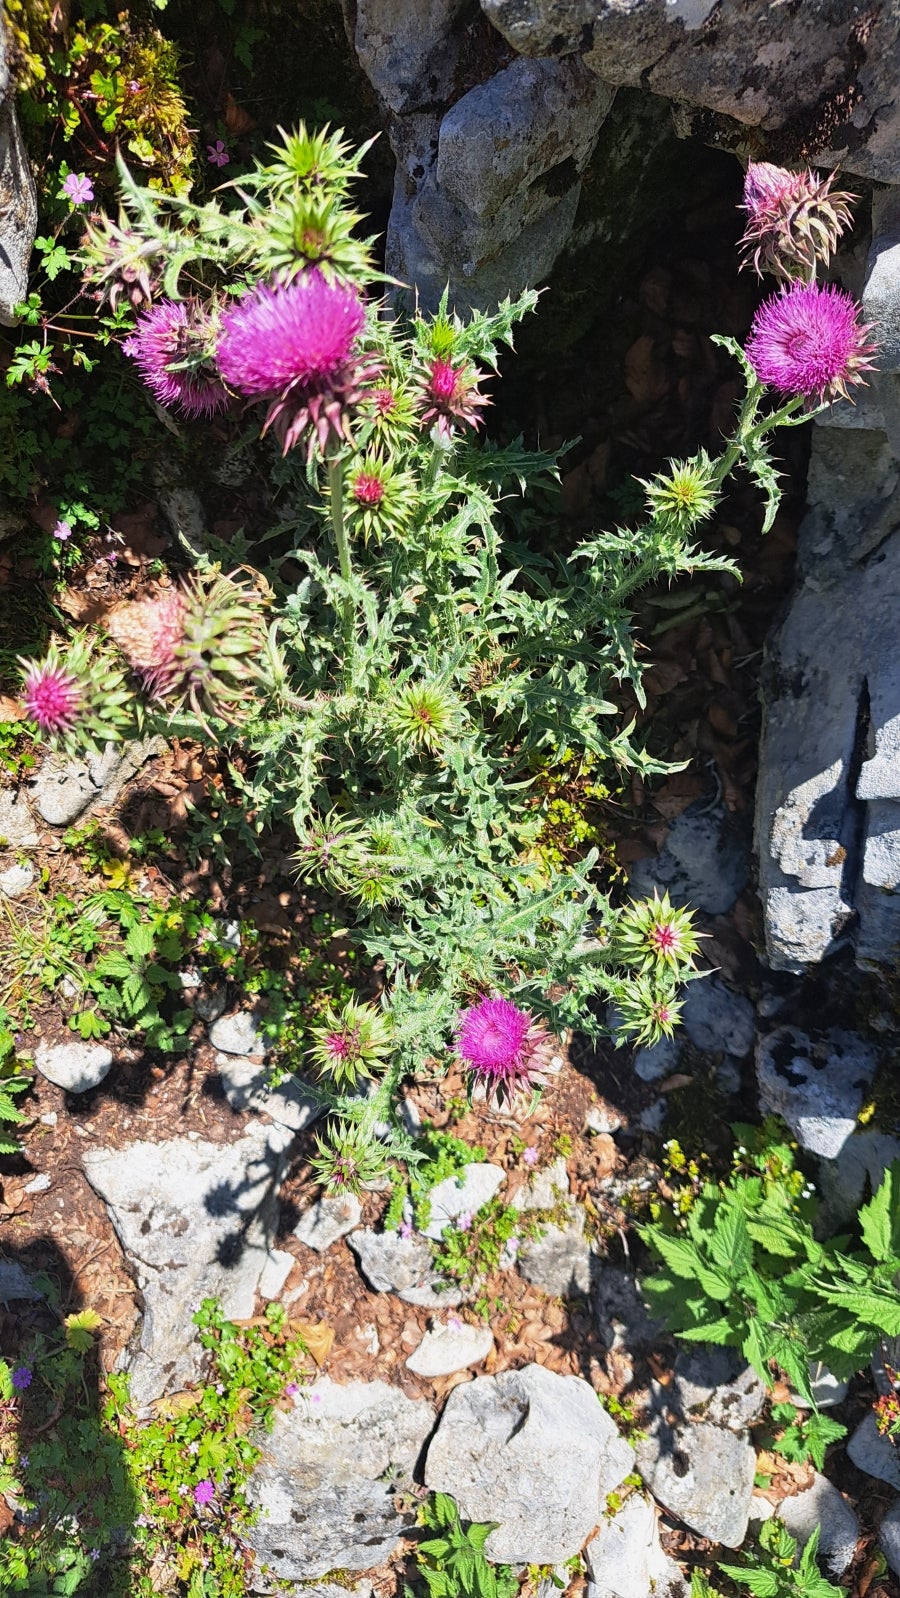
746,280,877,404
207,140,230,168
523,1146,540,1168
124,299,229,419
283,1382,299,1398
62,172,94,205
193,1480,215,1507
398,1220,414,1240
52,519,72,542
456,1212,473,1233
20,661,81,736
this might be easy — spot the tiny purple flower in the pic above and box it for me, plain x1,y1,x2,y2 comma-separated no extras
62,172,94,205
311,1391,322,1404
523,1146,540,1167
283,1382,299,1398
207,140,230,168
18,1453,29,1468
52,519,72,542
456,1212,473,1233
11,1366,32,1391
89,1548,100,1562
398,1220,414,1240
193,1480,215,1506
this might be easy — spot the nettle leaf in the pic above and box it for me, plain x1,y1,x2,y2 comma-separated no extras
646,1230,703,1281
708,1201,752,1279
716,1562,779,1598
859,1161,900,1264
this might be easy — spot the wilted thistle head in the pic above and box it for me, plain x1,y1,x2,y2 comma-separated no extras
416,357,489,443
745,280,877,404
124,299,229,420
81,209,160,312
308,999,393,1089
106,573,268,732
215,271,379,458
641,452,719,533
343,455,418,543
455,995,554,1111
310,1122,387,1196
389,680,461,755
739,162,854,282
615,890,702,976
18,636,134,756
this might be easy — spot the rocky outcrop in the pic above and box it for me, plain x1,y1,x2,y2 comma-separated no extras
0,11,37,325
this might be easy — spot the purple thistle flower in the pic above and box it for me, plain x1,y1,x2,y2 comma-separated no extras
11,1366,33,1391
124,299,230,420
215,272,379,459
738,162,854,282
193,1479,215,1506
62,172,94,205
455,996,552,1110
745,281,877,405
417,357,489,443
20,662,81,737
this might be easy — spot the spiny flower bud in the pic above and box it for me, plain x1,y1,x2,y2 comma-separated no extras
739,163,855,283
310,1121,388,1197
308,999,393,1089
389,680,462,754
81,210,161,312
609,974,684,1049
615,890,702,976
416,357,490,443
106,574,268,733
641,451,719,533
342,454,418,543
18,636,135,758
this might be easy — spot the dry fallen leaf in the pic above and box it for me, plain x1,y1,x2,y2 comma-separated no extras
294,1318,334,1365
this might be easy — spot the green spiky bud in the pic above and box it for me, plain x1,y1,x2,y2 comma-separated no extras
341,454,419,543
308,999,393,1089
258,124,374,200
610,974,684,1049
640,451,719,533
310,1121,388,1197
18,635,135,759
389,679,462,755
614,890,703,976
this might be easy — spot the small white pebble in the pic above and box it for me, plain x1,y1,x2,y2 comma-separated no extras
40,1112,58,1126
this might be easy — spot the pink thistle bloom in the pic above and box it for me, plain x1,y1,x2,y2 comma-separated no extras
124,299,230,420
62,172,94,205
455,995,552,1110
193,1480,215,1506
52,519,72,542
207,140,230,168
739,162,854,282
418,357,489,443
745,280,877,404
21,660,82,736
215,272,379,459
352,470,385,507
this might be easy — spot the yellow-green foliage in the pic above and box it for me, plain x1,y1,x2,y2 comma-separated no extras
528,748,617,876
8,5,194,194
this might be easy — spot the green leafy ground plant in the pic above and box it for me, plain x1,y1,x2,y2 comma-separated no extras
409,1492,518,1598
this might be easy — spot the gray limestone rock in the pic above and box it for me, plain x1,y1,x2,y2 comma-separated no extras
665,1348,766,1434
406,1319,494,1377
594,1268,665,1356
348,1227,463,1308
83,1126,291,1405
774,1473,858,1577
633,1035,682,1083
0,1259,42,1302
627,802,749,915
35,1041,113,1095
0,790,39,847
425,1364,635,1565
293,1193,362,1251
421,1162,506,1239
209,1011,269,1057
511,1156,570,1212
517,1204,595,1298
245,1378,434,1580
0,12,38,326
216,1053,318,1133
636,1414,756,1549
681,978,755,1057
878,1499,900,1579
30,740,163,826
756,1026,877,1159
0,861,34,897
817,1130,900,1231
848,1414,900,1490
585,1493,685,1598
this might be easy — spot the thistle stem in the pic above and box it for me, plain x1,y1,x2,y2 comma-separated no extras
328,453,355,660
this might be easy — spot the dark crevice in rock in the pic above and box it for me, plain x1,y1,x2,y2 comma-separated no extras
840,674,871,917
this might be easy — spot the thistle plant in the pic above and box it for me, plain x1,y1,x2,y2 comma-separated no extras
19,134,878,1187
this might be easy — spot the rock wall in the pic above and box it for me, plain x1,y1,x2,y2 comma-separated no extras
0,9,38,325
348,0,900,314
